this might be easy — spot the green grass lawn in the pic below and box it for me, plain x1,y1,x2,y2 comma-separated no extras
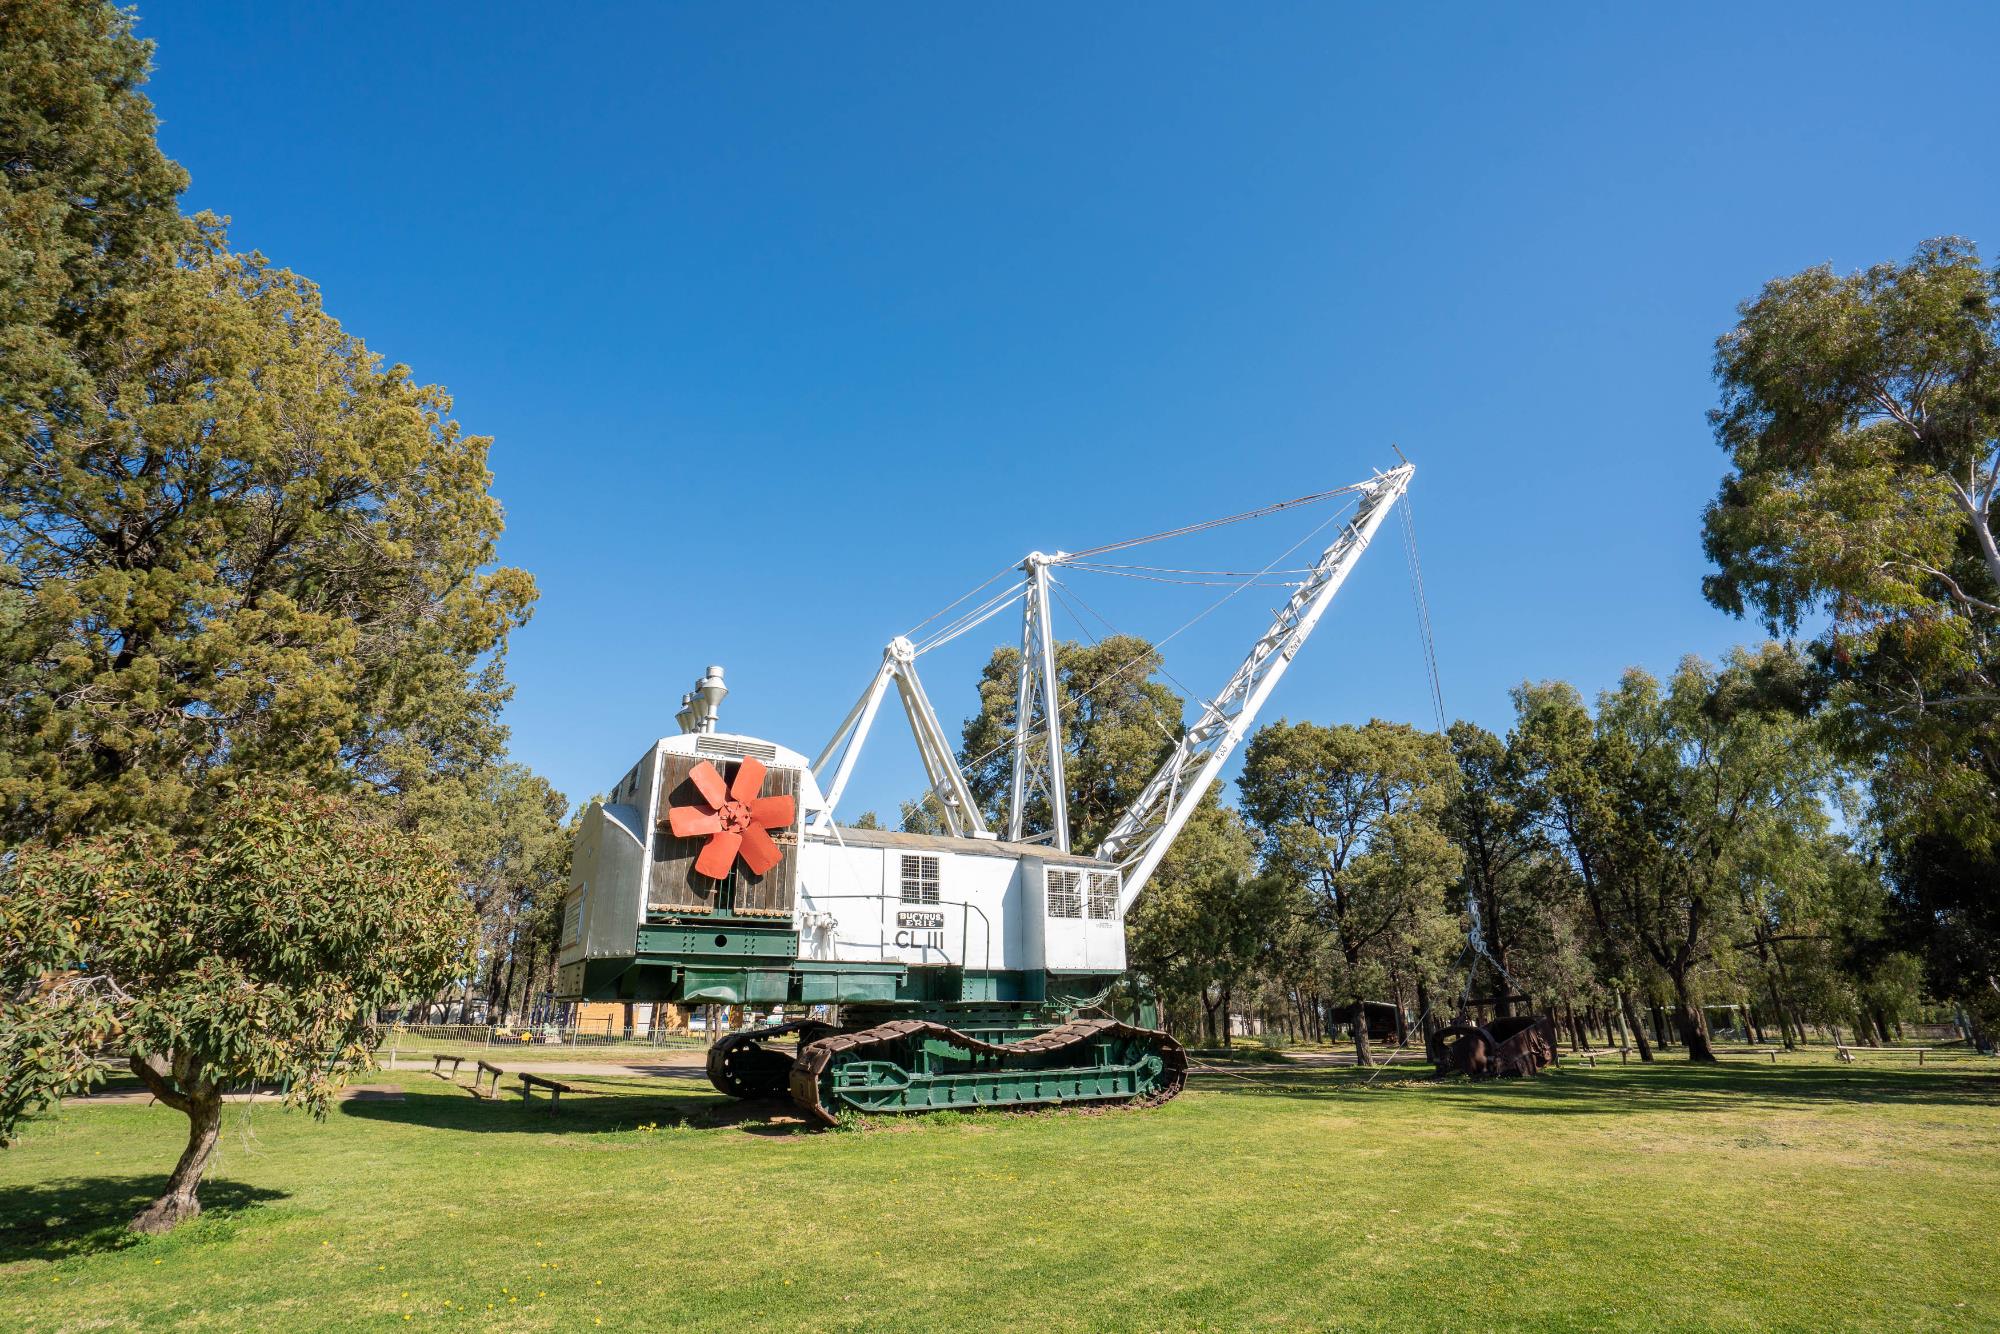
3,1054,1996,1332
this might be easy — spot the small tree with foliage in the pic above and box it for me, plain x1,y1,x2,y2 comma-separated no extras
0,782,472,1232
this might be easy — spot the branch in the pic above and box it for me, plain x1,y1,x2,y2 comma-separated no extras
1946,476,2000,598
128,1051,191,1114
1868,385,1926,439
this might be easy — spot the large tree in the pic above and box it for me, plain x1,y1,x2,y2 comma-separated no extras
1703,237,2000,1025
0,0,534,844
1239,718,1461,1066
0,781,472,1231
1703,237,1997,842
401,761,570,1023
1511,680,1663,1059
1441,720,1541,1018
1591,649,1833,1062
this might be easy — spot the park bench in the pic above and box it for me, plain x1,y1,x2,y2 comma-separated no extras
466,1059,506,1099
430,1053,468,1081
1569,1047,1636,1068
1835,1045,1933,1064
518,1072,575,1112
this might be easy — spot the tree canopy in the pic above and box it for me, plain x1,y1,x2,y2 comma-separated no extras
1704,238,2000,1042
0,0,535,845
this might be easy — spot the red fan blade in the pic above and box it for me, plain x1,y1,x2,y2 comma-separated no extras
668,804,722,838
729,756,767,803
747,794,795,831
693,830,742,879
739,824,783,877
687,761,729,808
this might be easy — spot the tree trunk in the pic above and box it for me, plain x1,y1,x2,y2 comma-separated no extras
517,939,541,1024
1765,977,1795,1049
1871,1008,1894,1047
1620,990,1654,1061
1416,977,1439,1042
128,1054,222,1234
1350,997,1373,1067
1962,1004,1994,1055
1666,968,1717,1062
1220,981,1234,1049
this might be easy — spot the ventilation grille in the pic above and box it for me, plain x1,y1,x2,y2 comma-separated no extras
900,854,941,904
696,735,779,762
1046,868,1082,919
1086,870,1119,920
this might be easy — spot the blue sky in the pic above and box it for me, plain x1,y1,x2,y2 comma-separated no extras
142,3,1999,818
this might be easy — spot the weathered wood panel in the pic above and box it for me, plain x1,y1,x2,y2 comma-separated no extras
648,754,800,918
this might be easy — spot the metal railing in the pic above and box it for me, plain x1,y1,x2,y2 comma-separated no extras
387,1022,714,1051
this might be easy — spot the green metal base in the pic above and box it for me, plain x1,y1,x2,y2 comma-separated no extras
788,1014,1187,1124
556,916,1124,1015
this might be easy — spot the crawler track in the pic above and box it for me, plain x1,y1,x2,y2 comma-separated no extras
705,1018,837,1099
789,1016,1186,1125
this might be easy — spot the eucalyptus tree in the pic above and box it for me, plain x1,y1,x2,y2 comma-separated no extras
1125,794,1265,1043
1704,238,2000,1024
1590,647,1837,1062
1239,719,1462,1066
1441,721,1543,1016
1509,681,1659,1059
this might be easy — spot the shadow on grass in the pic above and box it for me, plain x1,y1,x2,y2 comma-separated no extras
0,1176,286,1265
340,1078,815,1138
1194,1058,2000,1114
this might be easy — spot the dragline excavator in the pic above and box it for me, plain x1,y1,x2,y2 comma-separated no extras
553,460,1416,1123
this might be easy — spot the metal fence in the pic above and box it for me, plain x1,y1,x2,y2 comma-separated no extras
389,1022,712,1051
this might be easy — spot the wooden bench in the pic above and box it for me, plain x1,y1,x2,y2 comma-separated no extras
466,1059,506,1099
430,1053,468,1081
518,1072,575,1112
1570,1047,1636,1068
1835,1045,1934,1064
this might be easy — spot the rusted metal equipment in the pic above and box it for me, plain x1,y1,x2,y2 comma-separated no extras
1432,1014,1559,1078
